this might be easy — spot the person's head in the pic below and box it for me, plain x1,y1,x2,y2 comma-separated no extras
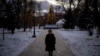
48,29,52,34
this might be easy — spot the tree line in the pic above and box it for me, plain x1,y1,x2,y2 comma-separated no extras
56,0,100,30
0,0,37,40
0,0,36,34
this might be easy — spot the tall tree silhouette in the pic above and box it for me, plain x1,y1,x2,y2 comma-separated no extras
92,0,99,27
0,0,7,40
63,0,75,29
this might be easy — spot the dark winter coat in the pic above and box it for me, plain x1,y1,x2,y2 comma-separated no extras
45,33,56,51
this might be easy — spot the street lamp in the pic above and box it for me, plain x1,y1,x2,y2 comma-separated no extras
29,0,36,37
32,12,37,37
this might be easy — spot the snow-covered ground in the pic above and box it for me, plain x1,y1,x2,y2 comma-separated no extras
0,27,100,56
57,29,100,56
0,27,43,56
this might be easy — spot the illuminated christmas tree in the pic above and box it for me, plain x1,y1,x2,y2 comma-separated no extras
47,5,56,24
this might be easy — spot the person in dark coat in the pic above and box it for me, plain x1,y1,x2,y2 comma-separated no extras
45,29,56,56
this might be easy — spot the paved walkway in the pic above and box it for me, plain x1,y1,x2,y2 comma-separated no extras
18,30,75,56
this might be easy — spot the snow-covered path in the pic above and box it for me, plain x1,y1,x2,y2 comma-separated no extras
18,30,74,56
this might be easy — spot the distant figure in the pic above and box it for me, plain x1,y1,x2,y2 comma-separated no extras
45,29,56,56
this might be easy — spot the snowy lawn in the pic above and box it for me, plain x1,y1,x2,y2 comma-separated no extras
57,29,100,56
0,28,43,56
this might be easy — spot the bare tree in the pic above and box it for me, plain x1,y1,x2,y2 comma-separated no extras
0,0,7,40
36,2,42,28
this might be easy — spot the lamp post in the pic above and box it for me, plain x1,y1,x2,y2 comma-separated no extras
30,0,36,37
32,12,36,37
